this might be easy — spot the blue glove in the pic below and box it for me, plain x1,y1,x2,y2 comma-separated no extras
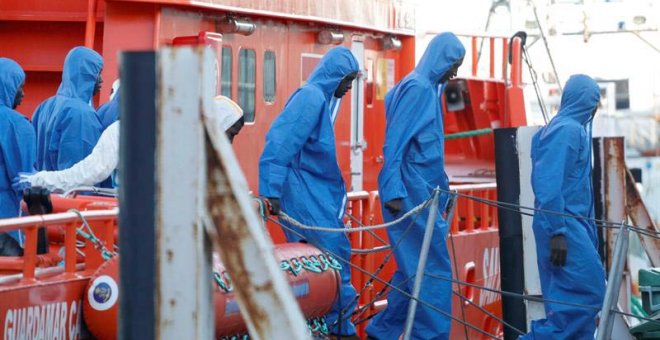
12,172,35,193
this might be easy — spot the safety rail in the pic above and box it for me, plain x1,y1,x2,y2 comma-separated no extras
450,183,498,233
0,208,118,283
345,183,498,334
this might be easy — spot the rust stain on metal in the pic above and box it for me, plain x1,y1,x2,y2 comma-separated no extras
625,168,660,266
204,134,270,334
602,138,626,266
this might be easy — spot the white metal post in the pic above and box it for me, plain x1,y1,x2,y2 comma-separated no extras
516,126,546,325
155,47,213,340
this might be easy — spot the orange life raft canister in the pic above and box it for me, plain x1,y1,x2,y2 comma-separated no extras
83,242,339,339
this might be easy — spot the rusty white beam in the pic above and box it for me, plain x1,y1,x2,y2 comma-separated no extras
155,47,213,340
625,169,660,266
599,137,627,269
200,48,309,339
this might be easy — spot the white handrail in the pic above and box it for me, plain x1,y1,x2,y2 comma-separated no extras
0,208,119,233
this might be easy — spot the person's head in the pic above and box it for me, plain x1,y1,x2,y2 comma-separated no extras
213,95,245,144
59,46,104,103
305,46,359,100
334,71,358,98
14,83,25,109
226,116,245,143
557,74,600,125
439,58,463,84
416,32,466,85
0,58,26,111
93,73,104,97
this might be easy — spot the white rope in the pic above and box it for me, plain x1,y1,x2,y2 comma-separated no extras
278,192,436,233
351,245,391,254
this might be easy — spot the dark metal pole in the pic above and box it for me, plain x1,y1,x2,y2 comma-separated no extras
494,128,527,339
118,51,156,340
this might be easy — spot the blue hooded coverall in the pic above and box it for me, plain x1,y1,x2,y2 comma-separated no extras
94,91,120,187
32,47,103,171
522,74,606,339
366,33,465,340
0,58,36,240
96,90,120,132
259,46,359,336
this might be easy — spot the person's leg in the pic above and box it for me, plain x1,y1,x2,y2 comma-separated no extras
365,270,411,339
524,225,605,339
0,232,23,256
408,219,451,340
310,228,357,336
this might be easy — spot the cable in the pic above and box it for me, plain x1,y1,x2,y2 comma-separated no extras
612,309,660,325
446,194,470,339
437,188,660,239
450,288,526,336
344,211,389,246
322,211,421,327
273,219,502,340
522,49,550,123
426,272,601,311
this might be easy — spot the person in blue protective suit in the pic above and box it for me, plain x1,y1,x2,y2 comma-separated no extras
96,79,120,132
366,32,465,340
521,74,605,340
32,46,104,171
94,82,120,188
258,46,360,338
0,58,36,256
18,95,244,192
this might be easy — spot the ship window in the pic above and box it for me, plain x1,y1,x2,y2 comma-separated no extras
238,48,256,122
263,51,276,103
221,47,232,98
613,79,629,110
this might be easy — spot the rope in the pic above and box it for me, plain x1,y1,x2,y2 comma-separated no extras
350,245,391,254
343,211,392,254
279,192,434,233
344,212,389,246
445,128,493,140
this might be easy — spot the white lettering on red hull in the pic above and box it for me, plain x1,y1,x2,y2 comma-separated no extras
3,300,81,340
479,247,501,307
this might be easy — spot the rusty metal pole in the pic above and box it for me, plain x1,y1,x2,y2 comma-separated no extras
153,47,214,340
201,47,309,339
625,169,660,266
594,137,626,271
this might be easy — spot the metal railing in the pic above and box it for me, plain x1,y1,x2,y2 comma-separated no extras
344,183,498,335
0,208,118,283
